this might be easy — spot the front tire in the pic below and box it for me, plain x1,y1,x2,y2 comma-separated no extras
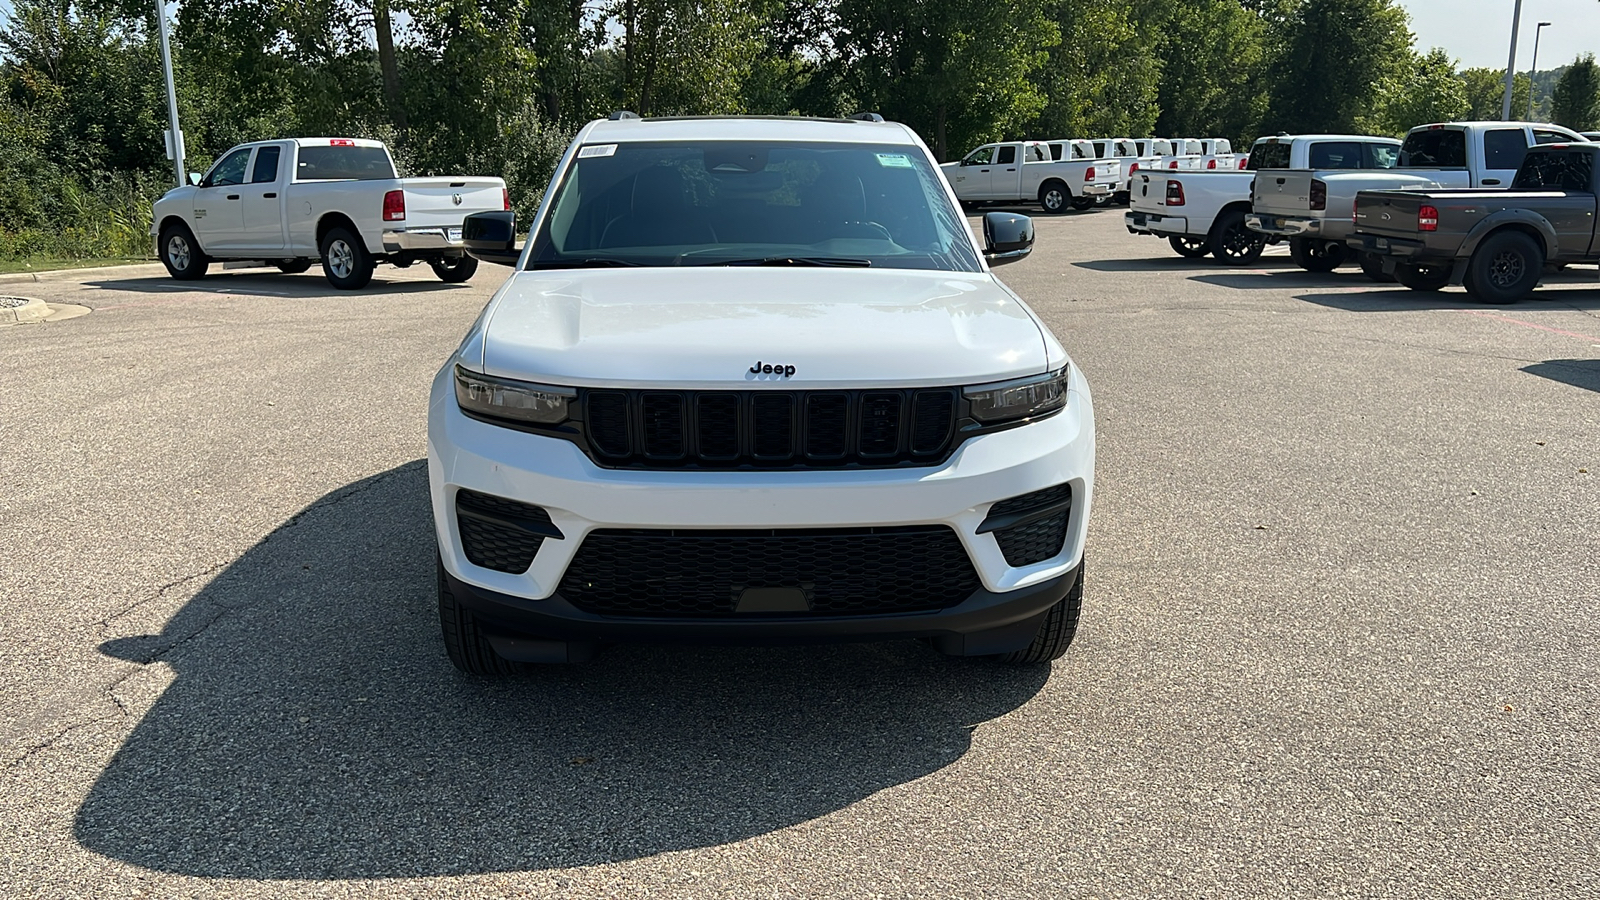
1463,231,1542,304
1168,236,1209,258
1395,261,1452,292
159,223,208,280
1289,238,1347,273
1038,181,1069,215
430,255,479,283
1206,208,1266,265
995,561,1083,664
438,556,521,676
319,226,375,290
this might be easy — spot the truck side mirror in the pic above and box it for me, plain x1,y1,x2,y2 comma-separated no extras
463,211,520,267
187,172,202,186
982,211,1033,267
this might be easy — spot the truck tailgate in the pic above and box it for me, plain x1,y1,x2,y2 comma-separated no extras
400,178,506,229
1252,170,1317,216
1351,190,1432,239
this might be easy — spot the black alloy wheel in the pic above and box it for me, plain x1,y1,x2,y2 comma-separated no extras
1464,231,1543,304
1168,236,1209,258
1206,209,1266,265
1289,237,1347,273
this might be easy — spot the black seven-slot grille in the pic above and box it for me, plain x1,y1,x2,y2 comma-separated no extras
978,484,1072,568
455,489,563,574
559,526,981,617
582,388,957,469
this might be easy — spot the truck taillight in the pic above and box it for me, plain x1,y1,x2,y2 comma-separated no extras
1207,158,1217,169
1309,179,1327,211
1238,157,1248,169
502,187,511,211
1168,160,1179,169
1084,166,1095,181
330,138,355,146
1419,205,1439,232
1165,180,1185,206
382,189,405,221
1129,162,1140,174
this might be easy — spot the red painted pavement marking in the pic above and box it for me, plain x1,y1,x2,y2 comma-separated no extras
1459,309,1600,344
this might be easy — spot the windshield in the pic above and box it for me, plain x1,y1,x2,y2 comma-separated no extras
526,140,981,272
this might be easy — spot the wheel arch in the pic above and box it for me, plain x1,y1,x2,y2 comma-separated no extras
156,215,203,252
1037,178,1071,201
315,211,363,248
1462,214,1556,260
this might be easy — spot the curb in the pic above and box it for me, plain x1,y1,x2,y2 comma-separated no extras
1,296,51,325
0,262,164,285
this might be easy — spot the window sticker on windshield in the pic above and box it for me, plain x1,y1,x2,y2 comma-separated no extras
876,153,915,168
578,144,617,158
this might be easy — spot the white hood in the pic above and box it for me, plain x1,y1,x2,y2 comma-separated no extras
472,267,1048,389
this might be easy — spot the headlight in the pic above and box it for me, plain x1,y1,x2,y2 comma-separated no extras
454,365,575,425
963,366,1069,424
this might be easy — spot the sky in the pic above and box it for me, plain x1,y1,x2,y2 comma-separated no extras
1403,0,1600,70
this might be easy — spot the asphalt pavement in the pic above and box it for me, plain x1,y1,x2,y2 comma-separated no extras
2,216,1597,898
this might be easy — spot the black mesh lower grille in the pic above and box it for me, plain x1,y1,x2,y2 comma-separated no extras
994,512,1069,566
456,490,556,574
559,526,980,617
984,484,1072,568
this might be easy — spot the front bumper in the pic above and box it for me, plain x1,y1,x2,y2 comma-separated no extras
428,366,1095,643
1125,210,1190,237
382,226,466,254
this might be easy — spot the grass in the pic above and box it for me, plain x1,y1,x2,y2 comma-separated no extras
0,257,156,275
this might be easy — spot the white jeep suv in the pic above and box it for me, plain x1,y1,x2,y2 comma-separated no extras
427,113,1095,673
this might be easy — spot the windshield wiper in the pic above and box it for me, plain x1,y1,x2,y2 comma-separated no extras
708,256,872,268
527,258,645,270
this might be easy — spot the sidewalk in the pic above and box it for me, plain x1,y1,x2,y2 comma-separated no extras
0,263,166,286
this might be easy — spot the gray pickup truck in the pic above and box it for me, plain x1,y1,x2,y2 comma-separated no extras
1346,143,1599,302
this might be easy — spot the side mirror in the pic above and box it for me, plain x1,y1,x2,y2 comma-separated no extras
463,210,520,267
982,211,1033,267
188,172,202,186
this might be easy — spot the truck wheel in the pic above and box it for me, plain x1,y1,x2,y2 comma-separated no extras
1206,209,1265,265
430,255,479,283
159,222,208,280
1113,191,1130,206
438,555,521,676
1168,236,1209,259
319,226,375,290
1395,262,1452,292
1070,196,1095,211
1038,182,1069,215
1359,252,1395,283
1289,238,1347,273
274,259,313,274
1463,231,1543,304
994,560,1083,664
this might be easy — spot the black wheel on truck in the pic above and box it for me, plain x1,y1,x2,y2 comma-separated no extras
1359,251,1395,283
1289,237,1347,273
1038,181,1070,215
274,259,313,274
1168,236,1209,258
319,225,375,290
994,560,1084,665
1206,208,1266,265
1395,261,1452,292
1463,230,1543,304
158,222,208,280
430,255,479,283
437,554,522,676
1070,196,1095,211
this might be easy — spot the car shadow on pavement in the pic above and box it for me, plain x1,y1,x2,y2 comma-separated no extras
86,273,467,299
75,461,1049,879
1073,257,1301,274
1293,287,1600,312
1521,359,1600,394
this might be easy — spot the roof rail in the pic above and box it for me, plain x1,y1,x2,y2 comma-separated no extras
608,110,641,121
848,112,885,123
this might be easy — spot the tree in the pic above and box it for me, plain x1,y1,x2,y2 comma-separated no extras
1369,47,1467,135
1027,0,1160,141
1458,67,1531,122
1549,53,1600,132
1263,0,1413,134
1151,0,1271,142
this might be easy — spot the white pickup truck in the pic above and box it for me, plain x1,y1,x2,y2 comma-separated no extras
943,141,1120,213
1125,134,1402,264
150,137,509,289
1246,122,1588,275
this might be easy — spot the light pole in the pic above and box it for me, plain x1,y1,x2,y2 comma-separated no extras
1501,0,1524,120
155,0,186,186
1528,21,1551,120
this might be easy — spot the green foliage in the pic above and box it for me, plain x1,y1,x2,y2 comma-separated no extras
1028,0,1160,141
1549,54,1600,132
1264,0,1413,134
1151,1,1271,142
1458,67,1532,122
1368,47,1467,136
